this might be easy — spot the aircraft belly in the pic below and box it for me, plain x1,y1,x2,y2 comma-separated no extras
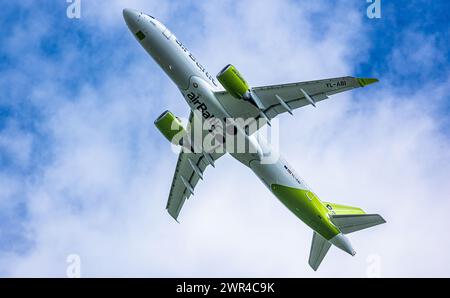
136,24,188,90
271,184,340,240
249,157,339,240
182,76,229,120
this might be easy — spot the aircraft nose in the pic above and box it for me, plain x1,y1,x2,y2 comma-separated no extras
123,8,140,30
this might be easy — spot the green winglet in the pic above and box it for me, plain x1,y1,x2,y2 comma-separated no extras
357,77,379,87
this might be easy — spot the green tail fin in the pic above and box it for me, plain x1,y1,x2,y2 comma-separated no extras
309,202,386,271
323,202,366,215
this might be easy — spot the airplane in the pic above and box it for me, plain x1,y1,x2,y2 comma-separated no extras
123,8,386,271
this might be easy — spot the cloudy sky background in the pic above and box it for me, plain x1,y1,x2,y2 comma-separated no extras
0,0,449,277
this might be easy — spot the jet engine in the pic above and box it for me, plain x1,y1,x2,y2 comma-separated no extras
216,64,251,100
216,64,270,123
154,110,186,145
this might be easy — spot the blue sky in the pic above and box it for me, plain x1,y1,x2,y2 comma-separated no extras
0,0,449,277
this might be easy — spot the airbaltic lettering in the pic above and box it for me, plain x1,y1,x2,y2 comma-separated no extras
186,92,215,120
175,39,218,87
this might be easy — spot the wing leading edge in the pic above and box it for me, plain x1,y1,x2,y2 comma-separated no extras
166,112,224,221
215,76,378,121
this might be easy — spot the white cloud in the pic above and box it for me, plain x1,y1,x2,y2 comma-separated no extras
389,30,445,78
0,123,33,169
1,0,449,277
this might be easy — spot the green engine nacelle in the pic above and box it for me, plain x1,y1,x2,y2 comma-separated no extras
154,110,186,145
216,64,250,99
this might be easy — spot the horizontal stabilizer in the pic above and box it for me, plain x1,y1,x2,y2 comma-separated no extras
331,214,386,234
309,231,332,271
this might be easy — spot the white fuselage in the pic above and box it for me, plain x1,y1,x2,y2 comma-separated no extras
123,9,364,263
123,9,310,196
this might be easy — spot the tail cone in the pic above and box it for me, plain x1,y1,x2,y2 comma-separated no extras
329,233,356,256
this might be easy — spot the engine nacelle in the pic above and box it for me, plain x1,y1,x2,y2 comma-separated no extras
216,64,250,99
154,110,186,145
216,64,268,123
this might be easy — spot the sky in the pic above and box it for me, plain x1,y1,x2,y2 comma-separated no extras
0,0,449,277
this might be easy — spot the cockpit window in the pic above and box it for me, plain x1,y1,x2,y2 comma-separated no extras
142,13,156,25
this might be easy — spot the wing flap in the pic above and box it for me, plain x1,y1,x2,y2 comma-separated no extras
166,150,223,221
215,76,377,122
253,77,360,120
166,112,225,221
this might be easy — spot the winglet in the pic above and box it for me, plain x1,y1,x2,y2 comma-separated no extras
357,78,379,87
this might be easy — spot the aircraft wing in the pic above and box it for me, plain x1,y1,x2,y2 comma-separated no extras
166,112,225,221
215,77,378,121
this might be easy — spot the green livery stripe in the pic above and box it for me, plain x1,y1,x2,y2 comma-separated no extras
271,184,340,240
357,77,379,87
